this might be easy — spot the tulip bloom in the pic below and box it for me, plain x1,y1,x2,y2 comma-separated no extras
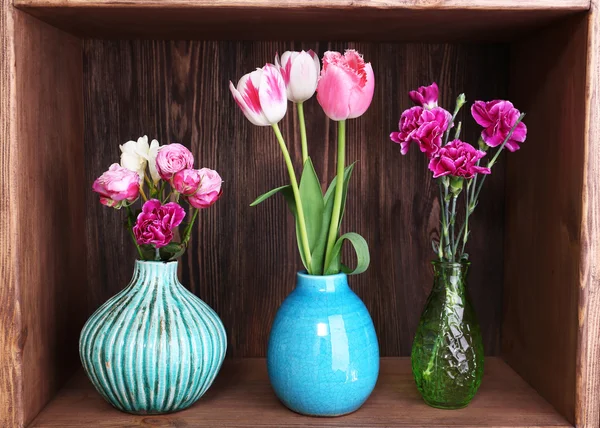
275,50,320,103
229,64,287,126
316,50,375,121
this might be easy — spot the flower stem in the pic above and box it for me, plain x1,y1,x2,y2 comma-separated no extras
324,120,347,272
272,123,313,270
182,208,199,246
126,205,144,260
437,183,445,261
450,195,458,261
297,102,308,166
139,185,148,202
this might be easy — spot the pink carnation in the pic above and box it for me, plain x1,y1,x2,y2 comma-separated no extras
471,100,527,152
155,143,194,180
428,139,491,179
409,82,439,109
133,199,186,248
92,163,140,209
188,168,223,209
390,106,452,157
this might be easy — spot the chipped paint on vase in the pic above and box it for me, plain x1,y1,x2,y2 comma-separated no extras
79,260,227,414
267,271,379,416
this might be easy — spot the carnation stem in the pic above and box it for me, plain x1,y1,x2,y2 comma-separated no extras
450,195,458,261
437,183,445,261
182,208,199,247
324,120,346,272
297,102,309,166
272,123,313,271
126,205,144,260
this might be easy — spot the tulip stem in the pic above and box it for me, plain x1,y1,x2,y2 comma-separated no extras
324,120,346,273
272,123,313,271
297,102,309,166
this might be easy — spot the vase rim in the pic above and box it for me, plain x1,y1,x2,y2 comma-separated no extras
430,260,470,267
296,270,347,280
135,259,178,266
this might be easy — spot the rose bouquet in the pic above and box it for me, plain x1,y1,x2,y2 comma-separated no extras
92,136,223,261
229,49,379,417
229,49,373,276
390,83,527,409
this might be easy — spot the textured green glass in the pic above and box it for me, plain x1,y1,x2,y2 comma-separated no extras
411,261,484,409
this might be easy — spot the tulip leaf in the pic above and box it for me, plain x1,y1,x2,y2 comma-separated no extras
299,158,324,253
281,186,309,273
250,185,291,206
324,232,370,276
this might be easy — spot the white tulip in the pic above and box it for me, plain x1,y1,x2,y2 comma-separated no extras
275,50,320,103
120,135,161,184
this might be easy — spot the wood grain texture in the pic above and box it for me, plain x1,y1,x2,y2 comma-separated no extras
577,2,600,427
83,41,508,358
13,3,587,41
0,0,24,426
503,14,589,426
30,357,570,427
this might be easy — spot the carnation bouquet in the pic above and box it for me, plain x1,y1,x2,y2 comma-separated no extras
229,49,374,275
390,83,527,261
92,136,222,261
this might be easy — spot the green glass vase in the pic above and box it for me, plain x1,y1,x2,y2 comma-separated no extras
411,261,484,409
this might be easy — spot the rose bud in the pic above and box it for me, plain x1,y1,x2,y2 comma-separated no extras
173,169,202,196
188,168,223,209
92,163,140,209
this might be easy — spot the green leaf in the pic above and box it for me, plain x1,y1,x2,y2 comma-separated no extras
139,244,155,261
250,185,291,206
299,158,324,253
159,242,185,261
324,232,370,275
281,186,309,272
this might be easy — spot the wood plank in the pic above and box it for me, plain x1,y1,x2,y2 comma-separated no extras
576,1,600,427
82,40,508,359
11,9,86,428
0,0,24,426
30,358,571,427
12,1,589,41
503,13,589,426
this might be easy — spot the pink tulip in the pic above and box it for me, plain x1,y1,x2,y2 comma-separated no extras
428,139,491,179
155,143,194,181
229,64,287,126
188,168,223,209
133,199,186,248
409,82,439,109
316,50,375,121
173,169,202,196
275,50,320,103
471,100,527,152
92,163,140,209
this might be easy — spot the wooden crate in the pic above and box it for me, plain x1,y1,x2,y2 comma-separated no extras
1,1,598,427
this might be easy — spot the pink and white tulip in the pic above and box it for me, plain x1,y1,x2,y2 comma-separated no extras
92,163,140,209
229,64,287,126
188,168,223,209
275,50,320,103
316,50,375,121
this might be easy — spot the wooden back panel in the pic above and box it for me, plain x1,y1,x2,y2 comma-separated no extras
83,40,509,358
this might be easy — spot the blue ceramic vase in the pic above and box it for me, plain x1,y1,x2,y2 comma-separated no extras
267,271,379,416
79,260,227,414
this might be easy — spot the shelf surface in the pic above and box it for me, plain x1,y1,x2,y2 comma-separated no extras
30,357,570,427
14,0,589,40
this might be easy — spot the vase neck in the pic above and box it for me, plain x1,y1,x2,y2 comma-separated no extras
295,271,349,293
431,261,469,293
130,260,180,291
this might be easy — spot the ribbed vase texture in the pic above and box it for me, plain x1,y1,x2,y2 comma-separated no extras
79,260,227,414
267,272,379,416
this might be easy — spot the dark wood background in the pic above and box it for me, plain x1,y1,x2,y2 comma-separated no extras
83,40,508,357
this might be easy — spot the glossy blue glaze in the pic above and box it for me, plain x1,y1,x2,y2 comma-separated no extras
267,271,379,416
79,260,227,415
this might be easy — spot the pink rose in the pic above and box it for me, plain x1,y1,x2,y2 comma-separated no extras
428,139,491,179
390,106,452,157
92,163,140,209
188,168,223,209
133,199,186,248
409,82,439,109
471,100,527,152
155,143,194,180
316,50,375,121
173,169,201,196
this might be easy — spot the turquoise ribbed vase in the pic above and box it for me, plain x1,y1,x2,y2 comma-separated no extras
79,260,227,415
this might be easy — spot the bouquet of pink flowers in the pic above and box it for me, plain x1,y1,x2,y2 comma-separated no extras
229,49,375,275
92,136,222,261
391,83,527,262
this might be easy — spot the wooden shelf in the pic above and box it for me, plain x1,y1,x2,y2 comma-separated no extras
30,358,570,427
13,0,589,40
